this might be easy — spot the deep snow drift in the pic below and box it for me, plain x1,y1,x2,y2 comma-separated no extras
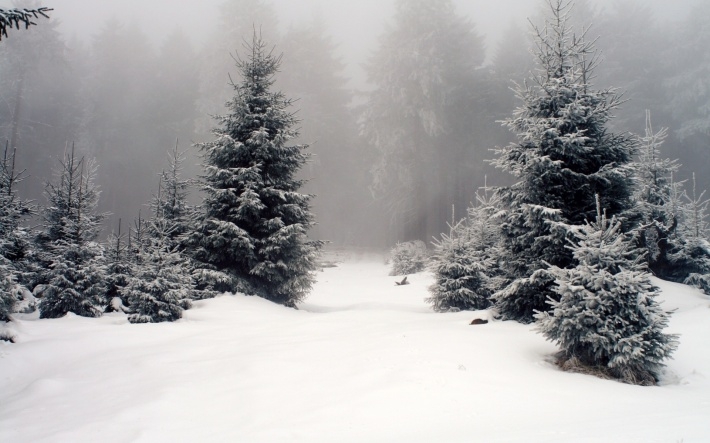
1,251,709,442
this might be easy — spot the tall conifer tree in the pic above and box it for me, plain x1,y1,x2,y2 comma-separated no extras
188,33,321,307
491,0,636,323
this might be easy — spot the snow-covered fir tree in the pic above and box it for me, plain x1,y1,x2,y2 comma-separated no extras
426,221,492,312
629,110,694,282
467,186,506,293
121,218,193,324
0,255,17,322
152,141,193,249
0,145,33,266
0,252,20,341
536,198,679,385
388,240,428,276
187,33,321,307
128,210,148,259
38,148,107,319
104,219,131,313
680,174,710,293
491,0,636,323
149,143,220,300
426,190,503,312
0,144,34,331
633,111,678,227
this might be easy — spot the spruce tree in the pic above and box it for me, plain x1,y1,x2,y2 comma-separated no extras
491,0,636,323
188,33,321,307
151,142,220,300
630,111,704,282
388,240,428,277
633,111,678,229
427,190,502,312
0,256,17,323
122,218,192,324
427,222,492,312
38,148,107,319
680,174,710,293
104,219,131,313
536,198,678,385
152,141,193,249
0,143,33,327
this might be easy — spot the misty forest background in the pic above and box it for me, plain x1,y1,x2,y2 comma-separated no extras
2,0,710,246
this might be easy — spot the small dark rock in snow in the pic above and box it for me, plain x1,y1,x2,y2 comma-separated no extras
470,318,488,325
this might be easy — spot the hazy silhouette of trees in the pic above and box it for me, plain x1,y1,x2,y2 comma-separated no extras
0,0,708,253
279,18,376,245
362,0,486,243
0,4,78,204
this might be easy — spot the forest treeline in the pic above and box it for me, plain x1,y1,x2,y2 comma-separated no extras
2,0,710,245
2,0,709,386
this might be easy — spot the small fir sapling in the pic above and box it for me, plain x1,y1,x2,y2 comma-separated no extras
122,218,193,324
426,220,493,312
152,141,193,249
630,110,699,282
427,193,502,312
536,197,679,385
388,240,428,276
151,144,219,300
0,142,34,329
0,262,17,323
681,173,710,293
104,219,131,313
39,241,106,319
128,210,148,260
633,112,678,222
467,185,506,294
38,149,107,319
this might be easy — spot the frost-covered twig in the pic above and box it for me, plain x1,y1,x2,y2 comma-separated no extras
0,7,52,40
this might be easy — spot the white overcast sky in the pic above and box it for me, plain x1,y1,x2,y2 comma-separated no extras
1,0,696,86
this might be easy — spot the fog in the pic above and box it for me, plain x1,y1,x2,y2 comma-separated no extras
0,0,705,247
47,0,696,88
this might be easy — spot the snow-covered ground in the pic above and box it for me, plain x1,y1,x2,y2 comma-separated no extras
1,251,709,442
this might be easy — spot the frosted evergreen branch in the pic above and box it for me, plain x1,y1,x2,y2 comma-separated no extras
0,7,52,40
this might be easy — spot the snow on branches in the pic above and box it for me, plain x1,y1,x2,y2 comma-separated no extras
536,197,678,385
0,7,52,40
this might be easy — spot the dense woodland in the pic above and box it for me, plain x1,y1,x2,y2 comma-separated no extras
2,0,710,385
0,0,708,245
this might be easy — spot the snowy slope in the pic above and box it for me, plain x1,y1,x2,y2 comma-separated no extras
1,252,709,442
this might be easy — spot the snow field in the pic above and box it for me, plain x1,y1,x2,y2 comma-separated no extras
1,255,709,442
